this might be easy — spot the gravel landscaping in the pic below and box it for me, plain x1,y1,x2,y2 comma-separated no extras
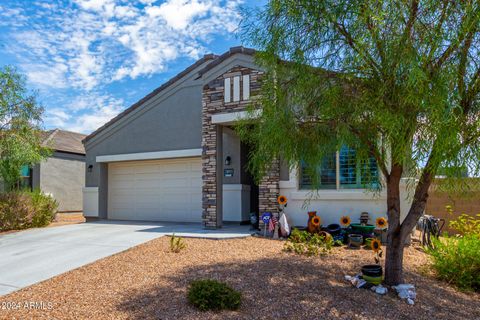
0,237,478,320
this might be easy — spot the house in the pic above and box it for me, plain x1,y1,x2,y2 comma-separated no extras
22,129,86,213
83,47,411,228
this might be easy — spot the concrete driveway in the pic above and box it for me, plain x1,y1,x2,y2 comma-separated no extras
0,220,251,296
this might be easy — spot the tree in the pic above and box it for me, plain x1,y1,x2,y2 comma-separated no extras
240,1,480,285
0,66,49,191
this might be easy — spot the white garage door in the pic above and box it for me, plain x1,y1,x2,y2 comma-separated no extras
108,158,202,222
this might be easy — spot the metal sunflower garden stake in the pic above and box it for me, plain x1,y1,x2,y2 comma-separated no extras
371,239,383,264
274,195,288,239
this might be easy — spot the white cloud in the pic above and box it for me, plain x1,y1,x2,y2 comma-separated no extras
147,0,211,30
6,0,242,88
2,0,243,133
45,93,125,133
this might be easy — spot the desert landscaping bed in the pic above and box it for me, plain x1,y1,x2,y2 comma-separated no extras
0,237,478,320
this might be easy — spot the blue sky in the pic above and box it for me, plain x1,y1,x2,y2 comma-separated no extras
0,0,264,134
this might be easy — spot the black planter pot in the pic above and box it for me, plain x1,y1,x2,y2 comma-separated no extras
361,264,383,277
326,223,341,235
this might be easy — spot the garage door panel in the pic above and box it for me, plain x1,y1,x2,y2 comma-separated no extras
108,158,202,222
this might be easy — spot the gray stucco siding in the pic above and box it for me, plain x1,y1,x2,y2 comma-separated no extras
39,152,85,212
84,64,211,188
84,85,203,187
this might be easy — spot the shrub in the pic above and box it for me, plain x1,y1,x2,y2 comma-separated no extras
448,212,480,236
29,191,58,227
0,190,58,231
283,228,333,256
169,234,187,253
428,235,480,292
427,212,480,292
187,279,241,311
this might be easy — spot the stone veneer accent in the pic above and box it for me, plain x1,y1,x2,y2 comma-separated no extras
258,159,280,229
202,65,280,228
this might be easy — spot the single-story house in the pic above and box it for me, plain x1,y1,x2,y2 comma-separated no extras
83,47,411,228
6,129,86,213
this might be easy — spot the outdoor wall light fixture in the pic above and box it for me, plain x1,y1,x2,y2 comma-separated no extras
225,156,231,166
88,164,93,173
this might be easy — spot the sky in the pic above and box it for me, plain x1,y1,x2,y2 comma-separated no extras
0,0,264,134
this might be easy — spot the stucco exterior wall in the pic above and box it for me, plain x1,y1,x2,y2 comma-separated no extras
279,167,412,227
39,152,85,212
84,61,212,190
222,127,241,185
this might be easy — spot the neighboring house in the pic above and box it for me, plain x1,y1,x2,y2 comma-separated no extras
27,129,86,213
83,47,411,228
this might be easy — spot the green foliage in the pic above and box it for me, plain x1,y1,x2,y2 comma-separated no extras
283,228,333,256
169,234,187,253
446,206,480,236
239,1,480,186
0,190,58,231
29,190,58,227
427,235,480,292
187,279,241,311
0,66,50,191
427,209,480,291
239,0,480,284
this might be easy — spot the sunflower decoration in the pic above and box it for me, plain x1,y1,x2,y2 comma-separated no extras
277,195,288,206
371,239,382,252
311,216,321,227
375,217,388,229
340,216,351,227
371,239,383,264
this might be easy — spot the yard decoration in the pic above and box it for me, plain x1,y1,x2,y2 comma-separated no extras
364,238,374,249
375,217,388,229
360,212,369,225
279,213,290,237
306,211,318,233
348,234,363,248
307,212,321,234
361,265,383,285
371,239,383,264
340,216,351,227
277,195,287,206
261,212,272,237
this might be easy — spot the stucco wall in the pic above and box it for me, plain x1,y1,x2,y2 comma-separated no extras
40,152,85,212
84,61,212,189
222,127,241,185
279,168,412,227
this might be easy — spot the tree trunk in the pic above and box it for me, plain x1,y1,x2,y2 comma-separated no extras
385,230,406,285
383,162,435,285
384,164,405,285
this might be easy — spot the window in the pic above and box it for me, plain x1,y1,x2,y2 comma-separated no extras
300,154,336,189
300,147,378,190
223,75,251,103
19,165,32,190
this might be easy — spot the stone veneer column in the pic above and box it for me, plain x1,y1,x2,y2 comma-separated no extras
258,159,280,228
202,119,223,229
202,65,270,229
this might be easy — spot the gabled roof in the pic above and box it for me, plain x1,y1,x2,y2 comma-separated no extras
42,129,86,155
83,53,218,144
197,46,256,77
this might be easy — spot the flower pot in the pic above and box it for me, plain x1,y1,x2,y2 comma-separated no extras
350,223,376,234
364,238,374,249
326,223,341,235
361,264,383,277
348,234,363,247
362,274,383,285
